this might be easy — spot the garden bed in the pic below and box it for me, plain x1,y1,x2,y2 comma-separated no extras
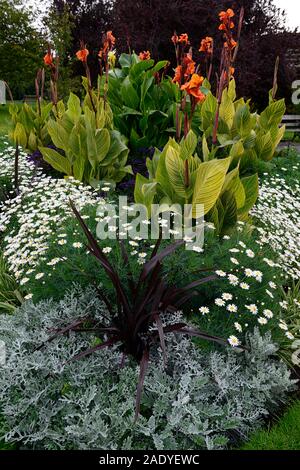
1,7,300,451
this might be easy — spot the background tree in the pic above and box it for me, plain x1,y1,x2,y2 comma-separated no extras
47,0,300,109
112,0,300,108
43,3,78,98
0,0,46,100
50,0,112,85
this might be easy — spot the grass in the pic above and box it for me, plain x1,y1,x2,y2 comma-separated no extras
241,401,300,450
0,101,29,137
0,104,13,136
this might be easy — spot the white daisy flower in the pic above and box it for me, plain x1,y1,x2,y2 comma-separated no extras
246,304,258,315
234,322,242,332
72,242,83,248
226,304,237,313
35,272,44,280
222,293,233,301
258,317,268,325
228,335,241,347
240,282,250,290
199,306,210,315
216,270,226,277
246,249,255,258
263,309,273,319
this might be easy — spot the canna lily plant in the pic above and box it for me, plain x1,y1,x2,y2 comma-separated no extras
44,200,235,420
9,48,60,153
39,92,132,186
99,51,179,150
134,129,259,235
9,68,53,153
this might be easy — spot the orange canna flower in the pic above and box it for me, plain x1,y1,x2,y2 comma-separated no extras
224,38,237,50
219,8,235,30
183,53,195,76
199,36,214,55
139,50,151,60
106,31,116,47
102,30,116,55
181,73,205,103
219,8,235,21
44,52,53,66
171,33,178,44
178,33,189,45
172,65,182,84
76,47,89,62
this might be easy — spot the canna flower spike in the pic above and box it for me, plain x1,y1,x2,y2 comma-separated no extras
199,37,214,55
76,44,89,63
44,51,53,67
219,8,235,31
181,73,205,103
171,32,189,46
139,51,151,60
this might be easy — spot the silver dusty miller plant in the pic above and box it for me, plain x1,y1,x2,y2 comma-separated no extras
0,287,297,450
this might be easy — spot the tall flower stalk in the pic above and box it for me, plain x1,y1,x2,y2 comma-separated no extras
172,33,206,139
43,47,59,113
212,7,244,145
98,31,116,107
76,42,97,113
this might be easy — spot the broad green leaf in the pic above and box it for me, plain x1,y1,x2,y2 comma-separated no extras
134,173,157,216
47,119,69,151
39,147,72,175
129,59,155,80
28,131,38,152
201,92,217,132
165,146,187,197
220,88,235,130
222,166,246,209
151,60,169,73
119,107,143,117
255,130,274,161
105,130,129,162
238,174,259,219
233,104,252,138
230,140,244,162
41,102,53,121
73,155,85,181
202,135,210,161
14,122,27,148
270,125,286,150
228,78,236,102
179,130,198,160
243,130,256,149
192,157,231,216
66,92,82,123
95,128,111,162
156,147,175,201
84,115,97,167
259,99,286,129
141,75,154,108
221,190,238,234
121,76,140,109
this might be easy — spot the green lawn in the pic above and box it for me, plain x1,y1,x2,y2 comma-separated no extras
0,104,13,136
241,401,300,450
